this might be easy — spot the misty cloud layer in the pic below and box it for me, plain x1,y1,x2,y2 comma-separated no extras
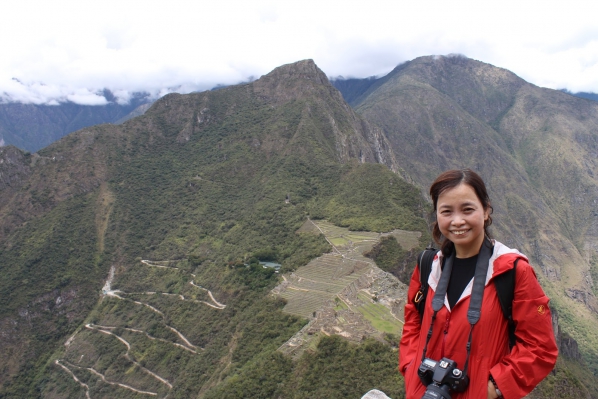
1,0,597,105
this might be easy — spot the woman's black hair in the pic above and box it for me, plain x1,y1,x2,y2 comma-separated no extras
429,169,493,256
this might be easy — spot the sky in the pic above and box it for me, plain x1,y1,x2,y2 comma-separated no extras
1,0,597,105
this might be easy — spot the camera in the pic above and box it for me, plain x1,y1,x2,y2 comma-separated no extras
418,357,469,399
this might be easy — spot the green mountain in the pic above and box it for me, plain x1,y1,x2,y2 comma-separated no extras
0,60,426,398
1,57,597,398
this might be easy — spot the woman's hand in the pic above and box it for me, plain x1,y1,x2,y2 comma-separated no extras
488,380,499,399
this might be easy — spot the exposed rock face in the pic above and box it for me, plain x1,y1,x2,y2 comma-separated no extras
0,145,31,190
560,334,582,361
253,59,334,102
552,307,582,360
252,59,400,171
552,307,561,350
566,288,598,314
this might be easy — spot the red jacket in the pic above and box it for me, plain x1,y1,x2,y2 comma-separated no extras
399,241,558,399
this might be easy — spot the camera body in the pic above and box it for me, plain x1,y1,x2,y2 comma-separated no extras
418,357,469,399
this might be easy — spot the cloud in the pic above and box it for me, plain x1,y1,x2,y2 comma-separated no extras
66,90,109,106
0,80,109,105
0,0,597,105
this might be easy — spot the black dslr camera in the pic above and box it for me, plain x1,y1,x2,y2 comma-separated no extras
418,357,469,399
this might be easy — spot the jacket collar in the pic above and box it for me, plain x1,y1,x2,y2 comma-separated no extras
428,240,527,311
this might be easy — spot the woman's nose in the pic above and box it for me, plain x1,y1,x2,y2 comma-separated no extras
451,215,465,225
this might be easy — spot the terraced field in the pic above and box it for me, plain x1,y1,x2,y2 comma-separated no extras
355,292,403,335
274,219,416,356
278,254,371,317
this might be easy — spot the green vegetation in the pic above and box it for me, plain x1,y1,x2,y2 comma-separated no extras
590,255,598,299
0,192,107,398
355,293,403,335
365,235,428,284
313,163,428,233
0,63,428,398
204,336,404,399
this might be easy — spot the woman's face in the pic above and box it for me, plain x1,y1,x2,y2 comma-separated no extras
436,183,489,258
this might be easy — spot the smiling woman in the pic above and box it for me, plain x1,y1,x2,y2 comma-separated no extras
399,169,558,399
433,170,492,259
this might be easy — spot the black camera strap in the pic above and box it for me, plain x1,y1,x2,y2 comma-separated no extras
419,238,493,380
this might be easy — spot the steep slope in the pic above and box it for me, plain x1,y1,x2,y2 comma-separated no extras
0,60,426,398
350,54,598,389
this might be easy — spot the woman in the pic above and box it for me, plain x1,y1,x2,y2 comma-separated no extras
399,169,558,399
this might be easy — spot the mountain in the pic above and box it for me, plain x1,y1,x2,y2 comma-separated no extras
0,60,427,398
342,54,598,296
336,54,598,395
560,90,598,103
0,91,152,152
1,57,597,398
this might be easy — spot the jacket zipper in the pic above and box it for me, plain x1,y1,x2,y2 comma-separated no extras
441,312,451,357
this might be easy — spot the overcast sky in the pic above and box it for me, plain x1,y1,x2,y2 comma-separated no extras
2,0,597,105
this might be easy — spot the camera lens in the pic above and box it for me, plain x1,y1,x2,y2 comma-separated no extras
421,384,452,399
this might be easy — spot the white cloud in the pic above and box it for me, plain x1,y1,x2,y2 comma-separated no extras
66,90,109,106
1,0,597,105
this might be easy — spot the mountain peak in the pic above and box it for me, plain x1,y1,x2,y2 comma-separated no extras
263,59,328,85
252,59,334,102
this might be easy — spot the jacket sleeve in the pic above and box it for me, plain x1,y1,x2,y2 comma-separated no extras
399,265,423,376
489,259,558,399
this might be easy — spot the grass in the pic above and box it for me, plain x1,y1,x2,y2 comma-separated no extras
355,293,403,335
329,237,349,246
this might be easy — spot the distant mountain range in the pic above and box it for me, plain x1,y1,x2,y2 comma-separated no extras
0,74,596,155
0,91,152,152
560,89,598,103
1,57,598,398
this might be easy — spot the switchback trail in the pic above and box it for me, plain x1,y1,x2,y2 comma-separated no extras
102,292,197,351
57,358,159,397
55,360,91,399
85,323,174,389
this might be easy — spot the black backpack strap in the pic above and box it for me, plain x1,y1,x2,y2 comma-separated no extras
493,258,518,349
414,247,437,320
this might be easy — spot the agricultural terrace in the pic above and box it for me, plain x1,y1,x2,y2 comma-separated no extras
274,220,414,355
